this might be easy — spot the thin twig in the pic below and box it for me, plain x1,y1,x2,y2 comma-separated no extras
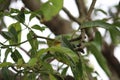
0,39,29,48
75,0,81,17
0,35,54,48
87,0,97,19
0,42,4,46
11,66,19,73
62,7,81,25
35,35,54,41
75,0,83,17
69,36,82,42
19,47,30,57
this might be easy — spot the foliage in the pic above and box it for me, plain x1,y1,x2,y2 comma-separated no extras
0,0,120,80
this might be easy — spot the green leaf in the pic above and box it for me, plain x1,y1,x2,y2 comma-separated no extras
40,74,50,80
15,10,25,23
28,73,36,80
61,66,69,76
22,73,36,80
87,42,111,77
27,31,38,56
47,46,79,63
17,58,24,68
81,20,117,29
3,48,11,62
49,74,57,80
23,73,36,80
94,31,102,51
29,12,40,21
61,36,83,78
41,52,53,62
10,8,20,13
10,10,25,23
29,12,35,21
114,22,120,28
40,0,63,21
0,17,7,28
109,27,120,44
8,22,21,44
47,39,61,47
40,62,53,74
31,25,46,32
94,9,107,15
82,20,120,44
94,31,102,44
38,49,68,65
1,31,13,40
27,58,37,67
37,47,83,79
11,49,23,62
9,26,18,42
36,49,46,59
61,36,75,51
37,46,79,64
70,59,83,80
12,22,22,43
0,62,13,68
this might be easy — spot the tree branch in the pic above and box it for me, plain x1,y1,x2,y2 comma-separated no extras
62,7,81,25
19,47,30,57
75,0,87,18
86,0,97,19
22,0,41,11
0,35,54,48
102,42,120,78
